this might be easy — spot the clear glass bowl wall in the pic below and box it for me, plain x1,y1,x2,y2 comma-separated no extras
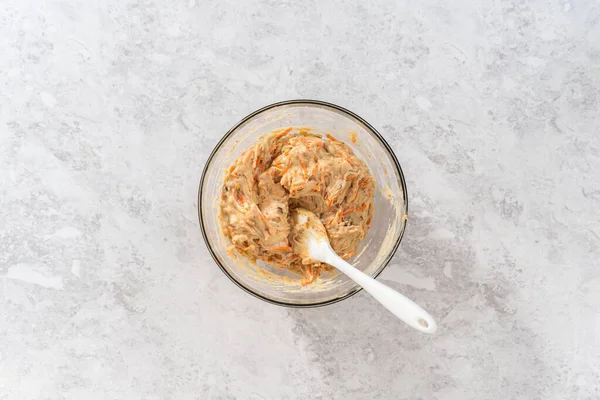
199,100,408,307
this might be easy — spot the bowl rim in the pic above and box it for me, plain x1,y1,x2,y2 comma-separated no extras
198,99,409,308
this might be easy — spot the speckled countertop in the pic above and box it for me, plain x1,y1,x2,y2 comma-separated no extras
1,0,599,399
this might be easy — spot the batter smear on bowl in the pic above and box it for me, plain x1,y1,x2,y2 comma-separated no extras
219,127,375,284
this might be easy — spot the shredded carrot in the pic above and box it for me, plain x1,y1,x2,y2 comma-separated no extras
326,194,333,207
253,148,259,168
268,246,292,252
339,204,367,220
299,157,307,175
235,192,245,204
258,210,268,223
298,136,310,148
276,127,293,138
340,209,353,218
341,152,357,166
349,130,357,143
232,184,245,203
326,133,338,142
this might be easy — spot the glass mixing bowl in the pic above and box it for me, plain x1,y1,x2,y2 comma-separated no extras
198,100,408,307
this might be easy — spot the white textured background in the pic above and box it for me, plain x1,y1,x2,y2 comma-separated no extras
1,0,599,399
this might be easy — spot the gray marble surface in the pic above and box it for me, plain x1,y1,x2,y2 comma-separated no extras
1,0,599,399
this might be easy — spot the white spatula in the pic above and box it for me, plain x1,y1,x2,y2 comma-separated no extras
290,208,437,334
